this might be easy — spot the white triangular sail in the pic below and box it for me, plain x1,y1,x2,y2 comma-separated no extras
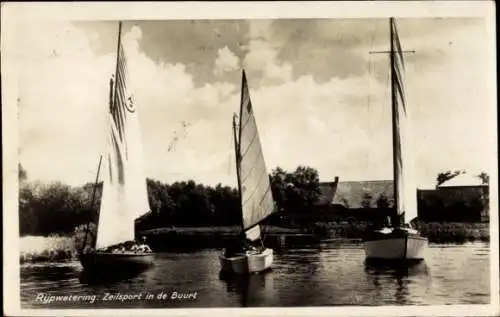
391,18,418,225
96,115,135,249
95,23,151,249
237,70,275,241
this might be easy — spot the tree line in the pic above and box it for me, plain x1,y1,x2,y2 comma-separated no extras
19,165,323,236
18,163,490,237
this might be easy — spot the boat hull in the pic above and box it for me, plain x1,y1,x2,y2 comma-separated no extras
364,227,427,263
80,252,154,275
219,248,273,275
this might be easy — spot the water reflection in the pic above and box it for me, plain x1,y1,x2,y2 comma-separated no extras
79,268,147,285
220,272,272,307
364,261,429,305
20,242,490,307
21,263,77,289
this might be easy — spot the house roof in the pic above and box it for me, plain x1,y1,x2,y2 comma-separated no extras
332,180,394,208
318,181,338,205
438,173,485,187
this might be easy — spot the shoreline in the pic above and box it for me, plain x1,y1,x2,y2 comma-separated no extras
20,222,489,263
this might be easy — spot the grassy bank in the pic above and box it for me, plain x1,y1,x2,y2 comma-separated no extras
20,235,76,263
308,222,490,243
20,222,490,263
419,222,490,243
140,225,307,236
141,222,490,243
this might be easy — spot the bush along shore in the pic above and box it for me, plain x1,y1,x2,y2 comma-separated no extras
140,222,490,244
307,222,490,243
18,164,489,238
19,222,490,263
20,235,76,264
20,223,95,264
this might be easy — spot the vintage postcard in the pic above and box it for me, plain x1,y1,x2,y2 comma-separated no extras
2,1,498,316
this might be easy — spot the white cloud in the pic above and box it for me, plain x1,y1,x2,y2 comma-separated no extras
16,20,494,189
16,21,114,185
214,46,239,74
243,21,294,83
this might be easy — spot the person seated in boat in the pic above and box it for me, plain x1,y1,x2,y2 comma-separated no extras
384,216,392,227
224,243,243,257
123,240,136,250
224,234,249,257
134,236,152,254
139,245,152,253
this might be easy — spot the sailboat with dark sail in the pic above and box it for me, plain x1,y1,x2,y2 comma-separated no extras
79,22,154,274
363,18,428,263
219,70,276,274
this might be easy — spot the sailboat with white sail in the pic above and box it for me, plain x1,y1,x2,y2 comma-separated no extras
79,21,154,274
363,18,428,263
219,70,276,274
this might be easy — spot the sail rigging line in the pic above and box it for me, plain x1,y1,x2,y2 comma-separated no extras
367,20,379,117
240,128,259,159
390,17,400,226
241,167,269,209
227,118,235,175
111,22,124,141
240,110,253,133
240,146,264,184
79,154,103,254
233,113,245,233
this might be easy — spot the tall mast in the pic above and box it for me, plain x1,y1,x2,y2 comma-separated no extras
238,70,245,159
237,71,246,234
390,17,400,226
233,113,245,233
112,21,123,113
79,154,103,253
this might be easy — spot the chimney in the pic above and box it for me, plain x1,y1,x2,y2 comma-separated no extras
330,176,340,204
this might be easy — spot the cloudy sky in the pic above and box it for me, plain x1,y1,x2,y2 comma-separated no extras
14,17,495,188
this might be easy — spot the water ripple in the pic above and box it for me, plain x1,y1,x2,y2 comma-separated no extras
20,242,490,308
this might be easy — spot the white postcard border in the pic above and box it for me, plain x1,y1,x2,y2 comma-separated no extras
2,1,498,316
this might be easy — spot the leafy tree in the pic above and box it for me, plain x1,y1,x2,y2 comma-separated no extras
340,197,350,208
207,183,240,225
376,193,390,209
361,192,373,209
270,167,287,211
19,165,326,235
436,170,464,187
269,165,321,213
19,163,27,183
74,222,97,252
478,172,489,185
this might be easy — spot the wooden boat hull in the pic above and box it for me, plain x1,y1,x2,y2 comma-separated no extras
364,227,427,263
80,252,154,275
219,248,273,275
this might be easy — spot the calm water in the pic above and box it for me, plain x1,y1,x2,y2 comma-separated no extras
20,240,490,308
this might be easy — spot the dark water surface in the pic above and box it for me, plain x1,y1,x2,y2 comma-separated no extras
20,240,490,308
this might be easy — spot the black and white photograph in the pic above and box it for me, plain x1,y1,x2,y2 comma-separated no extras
2,2,498,316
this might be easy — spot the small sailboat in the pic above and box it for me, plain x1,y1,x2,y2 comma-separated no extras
363,18,428,263
79,22,154,274
219,70,276,275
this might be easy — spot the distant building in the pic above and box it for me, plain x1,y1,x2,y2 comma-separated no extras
437,173,484,187
317,177,339,205
317,173,489,223
331,180,393,209
432,173,489,222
